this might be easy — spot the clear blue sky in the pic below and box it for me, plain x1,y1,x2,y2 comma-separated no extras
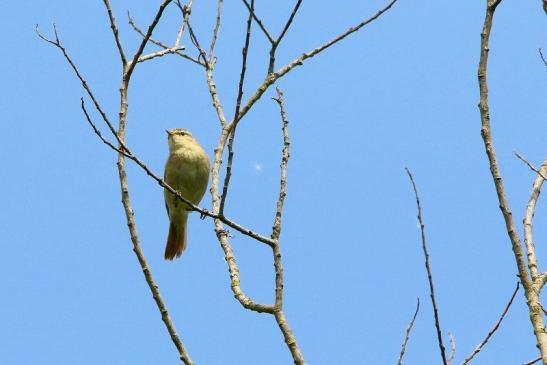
1,1,546,364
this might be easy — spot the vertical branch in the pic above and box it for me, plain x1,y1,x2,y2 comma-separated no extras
208,0,224,60
219,0,254,215
271,88,306,365
523,158,547,284
396,298,420,365
405,168,447,365
477,0,547,360
101,1,194,363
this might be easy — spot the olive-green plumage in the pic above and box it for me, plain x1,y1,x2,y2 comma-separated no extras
164,128,210,260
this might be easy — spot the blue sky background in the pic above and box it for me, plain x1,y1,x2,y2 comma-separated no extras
1,1,546,364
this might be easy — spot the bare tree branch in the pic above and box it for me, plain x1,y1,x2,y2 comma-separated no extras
276,0,303,46
477,0,547,359
461,282,520,365
523,356,542,365
36,24,118,140
102,0,127,65
39,4,195,362
447,333,456,365
241,0,274,43
271,87,305,365
523,158,547,289
128,12,203,66
405,168,447,365
208,0,223,60
540,48,547,66
514,151,547,180
124,0,173,81
396,298,420,365
236,0,399,124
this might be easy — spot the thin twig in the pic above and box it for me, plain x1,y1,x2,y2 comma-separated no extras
102,0,127,65
208,0,223,60
447,332,456,364
540,48,547,66
405,168,447,365
477,0,547,359
523,356,542,365
461,282,520,365
266,0,303,74
36,25,119,141
396,298,420,365
276,0,303,46
241,0,274,43
219,0,255,215
128,12,203,66
514,151,547,180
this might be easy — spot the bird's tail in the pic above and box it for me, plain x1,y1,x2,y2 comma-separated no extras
165,218,187,260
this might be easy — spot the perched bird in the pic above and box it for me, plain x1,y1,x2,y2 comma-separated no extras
163,128,210,260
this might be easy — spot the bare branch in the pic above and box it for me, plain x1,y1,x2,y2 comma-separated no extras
405,168,447,365
447,333,456,364
174,0,193,48
241,0,274,43
219,0,255,215
523,158,547,286
514,151,547,180
396,298,420,365
271,87,290,242
461,282,520,365
80,99,132,158
523,356,543,365
128,12,203,66
236,0,399,124
125,0,173,81
478,0,547,358
36,24,118,140
276,0,303,45
137,46,185,63
208,0,223,60
102,0,127,65
540,48,547,66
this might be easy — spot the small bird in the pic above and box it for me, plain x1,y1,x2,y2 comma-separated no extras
164,128,210,260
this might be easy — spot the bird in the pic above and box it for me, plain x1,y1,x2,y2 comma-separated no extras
163,128,210,260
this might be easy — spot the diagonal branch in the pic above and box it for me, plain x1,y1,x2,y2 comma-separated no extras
36,24,118,141
128,12,203,66
405,168,447,365
102,0,127,65
461,282,520,365
124,0,173,81
275,0,303,46
241,0,274,43
396,298,420,365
